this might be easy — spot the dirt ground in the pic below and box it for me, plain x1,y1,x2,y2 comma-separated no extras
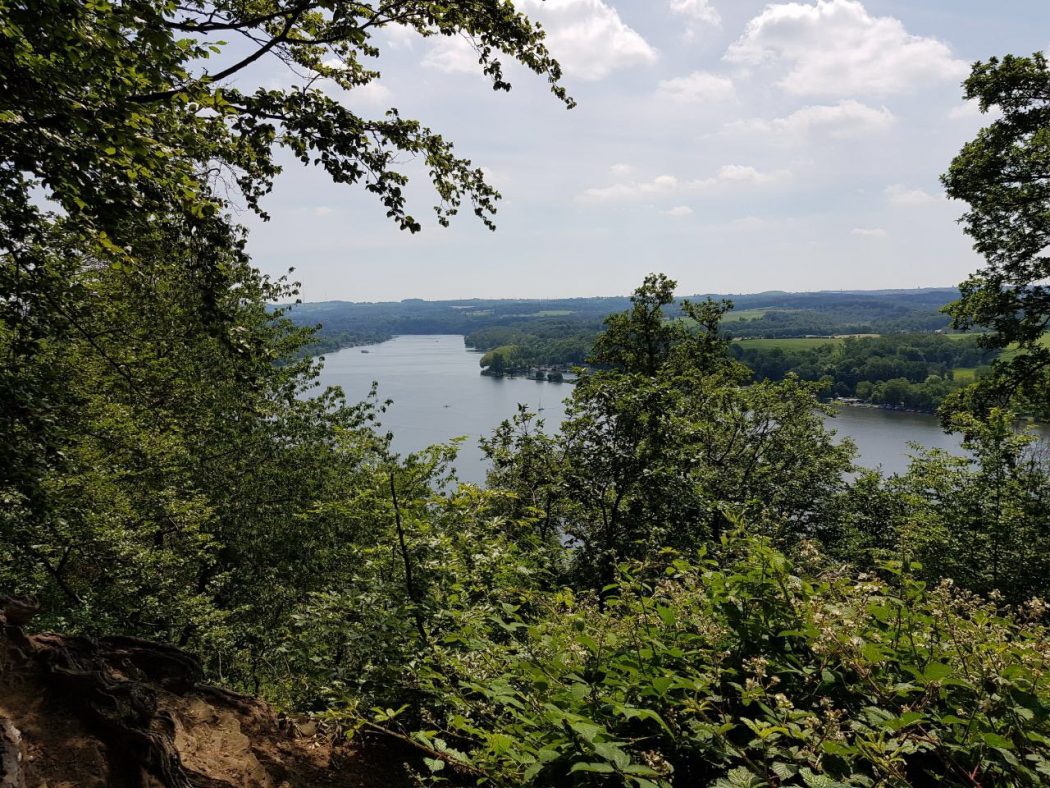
0,601,416,787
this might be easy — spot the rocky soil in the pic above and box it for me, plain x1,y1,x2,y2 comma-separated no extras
0,599,415,787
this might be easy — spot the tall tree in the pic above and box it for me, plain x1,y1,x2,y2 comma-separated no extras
942,53,1050,414
484,275,854,590
0,0,571,658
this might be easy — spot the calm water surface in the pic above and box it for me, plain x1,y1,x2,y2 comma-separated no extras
317,335,567,483
315,335,1042,484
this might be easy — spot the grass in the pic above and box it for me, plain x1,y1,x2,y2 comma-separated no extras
998,333,1050,361
723,307,782,323
734,333,998,352
732,337,845,350
941,332,986,342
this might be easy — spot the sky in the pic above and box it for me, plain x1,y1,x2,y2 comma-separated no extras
240,0,1050,302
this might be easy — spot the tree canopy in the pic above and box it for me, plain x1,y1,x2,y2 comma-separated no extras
0,0,570,660
1,0,571,239
943,52,1050,414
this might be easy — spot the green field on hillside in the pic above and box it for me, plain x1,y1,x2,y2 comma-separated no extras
732,337,846,350
993,333,1050,361
723,307,782,323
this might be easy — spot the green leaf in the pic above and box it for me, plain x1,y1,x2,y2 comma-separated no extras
714,767,764,788
592,742,631,770
651,676,674,695
422,757,445,773
623,764,660,776
487,733,514,754
570,721,603,744
982,732,1015,750
922,662,953,682
655,605,676,626
800,767,847,788
860,642,885,663
771,762,797,780
569,761,616,774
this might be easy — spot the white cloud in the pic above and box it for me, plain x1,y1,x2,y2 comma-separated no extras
852,227,887,237
885,184,943,206
725,0,967,97
671,0,720,26
312,206,335,217
709,164,788,185
731,216,774,231
729,100,894,140
948,100,984,120
670,0,721,36
516,0,657,80
579,174,680,203
662,205,694,217
385,24,417,50
656,71,735,103
314,61,393,106
316,59,393,106
726,216,802,232
578,165,789,203
422,36,479,74
947,99,1003,123
349,82,392,105
609,163,635,177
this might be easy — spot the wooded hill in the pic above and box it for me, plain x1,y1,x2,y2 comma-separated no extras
288,287,960,351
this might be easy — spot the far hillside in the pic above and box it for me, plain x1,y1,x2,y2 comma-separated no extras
288,287,962,353
288,287,1001,414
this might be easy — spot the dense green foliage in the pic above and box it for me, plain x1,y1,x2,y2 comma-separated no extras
942,53,1050,416
721,290,957,337
467,320,992,414
820,410,1050,605
294,297,624,340
0,219,382,663
733,334,999,413
471,324,595,376
3,7,1050,784
457,299,981,410
294,278,1050,786
370,538,1050,786
481,276,853,588
0,0,569,676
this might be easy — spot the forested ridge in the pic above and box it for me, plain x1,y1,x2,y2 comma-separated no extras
4,2,1050,786
289,287,960,348
294,289,989,412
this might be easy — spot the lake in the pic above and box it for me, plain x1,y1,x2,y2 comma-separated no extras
314,335,1035,484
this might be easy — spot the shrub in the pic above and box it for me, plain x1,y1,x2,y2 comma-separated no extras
366,534,1050,786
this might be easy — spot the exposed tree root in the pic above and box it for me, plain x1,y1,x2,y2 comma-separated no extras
0,716,24,788
0,600,414,787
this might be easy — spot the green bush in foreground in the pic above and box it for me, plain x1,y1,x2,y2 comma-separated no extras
352,534,1050,786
